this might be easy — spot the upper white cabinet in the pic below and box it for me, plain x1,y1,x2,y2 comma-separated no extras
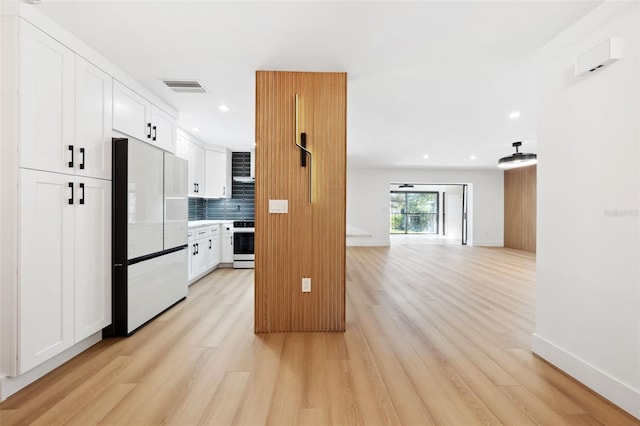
151,106,176,153
19,22,113,180
113,81,176,153
75,57,113,180
113,81,152,142
19,21,75,175
205,150,232,199
176,130,205,197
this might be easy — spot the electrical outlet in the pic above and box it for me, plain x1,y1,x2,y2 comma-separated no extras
302,277,311,293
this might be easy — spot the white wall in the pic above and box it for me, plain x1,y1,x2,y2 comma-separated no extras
347,167,503,246
534,1,639,419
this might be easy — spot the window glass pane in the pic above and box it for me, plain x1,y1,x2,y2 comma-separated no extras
390,191,439,234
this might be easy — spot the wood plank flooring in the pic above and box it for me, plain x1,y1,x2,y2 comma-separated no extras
1,245,638,425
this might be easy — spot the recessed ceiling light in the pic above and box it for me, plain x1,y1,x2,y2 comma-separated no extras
192,127,200,132
470,155,477,160
219,105,229,112
509,111,521,119
423,154,429,159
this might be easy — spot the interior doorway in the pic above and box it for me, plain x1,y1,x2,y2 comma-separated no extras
389,183,468,245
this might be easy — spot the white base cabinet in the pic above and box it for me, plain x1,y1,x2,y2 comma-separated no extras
188,225,222,284
19,169,111,373
221,224,234,264
206,226,221,269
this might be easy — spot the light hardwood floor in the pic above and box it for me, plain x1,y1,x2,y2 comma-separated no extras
1,245,638,425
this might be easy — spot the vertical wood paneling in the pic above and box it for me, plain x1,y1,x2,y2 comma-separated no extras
504,165,536,253
255,71,346,332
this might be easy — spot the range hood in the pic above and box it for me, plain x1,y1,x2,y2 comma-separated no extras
232,149,255,183
233,176,255,183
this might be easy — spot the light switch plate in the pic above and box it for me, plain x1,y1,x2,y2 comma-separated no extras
269,199,288,214
302,277,311,292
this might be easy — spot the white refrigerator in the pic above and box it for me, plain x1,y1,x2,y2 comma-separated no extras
106,137,188,336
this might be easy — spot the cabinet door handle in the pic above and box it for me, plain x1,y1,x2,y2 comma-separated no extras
79,147,85,170
209,239,212,249
152,125,157,141
79,183,85,205
147,123,152,139
193,244,196,255
195,183,199,193
223,186,225,196
68,145,74,168
196,243,199,254
68,182,74,204
230,236,233,246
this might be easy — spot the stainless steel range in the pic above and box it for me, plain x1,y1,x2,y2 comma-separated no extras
233,221,254,269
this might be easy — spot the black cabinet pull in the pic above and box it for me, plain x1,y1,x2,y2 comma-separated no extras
79,147,85,169
152,125,157,141
209,239,212,249
68,182,74,204
68,145,74,168
193,244,196,255
147,123,152,139
195,243,199,254
79,183,85,205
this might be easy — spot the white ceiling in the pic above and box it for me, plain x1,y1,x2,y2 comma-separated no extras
37,0,601,169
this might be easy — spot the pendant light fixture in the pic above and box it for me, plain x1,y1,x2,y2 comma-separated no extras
498,141,537,169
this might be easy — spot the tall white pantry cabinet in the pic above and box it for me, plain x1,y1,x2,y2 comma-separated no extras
1,19,112,377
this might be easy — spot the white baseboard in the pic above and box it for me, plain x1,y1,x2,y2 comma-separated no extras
347,238,389,247
0,332,101,402
473,240,503,247
532,333,640,420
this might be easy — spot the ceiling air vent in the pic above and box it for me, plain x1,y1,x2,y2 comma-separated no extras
162,79,207,93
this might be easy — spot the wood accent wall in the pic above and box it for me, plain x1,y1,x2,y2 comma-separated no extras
504,165,537,253
254,71,347,332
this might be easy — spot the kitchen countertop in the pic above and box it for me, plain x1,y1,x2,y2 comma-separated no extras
188,220,234,228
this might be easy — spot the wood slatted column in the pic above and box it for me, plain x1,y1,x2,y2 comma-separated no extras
504,165,536,253
255,71,346,332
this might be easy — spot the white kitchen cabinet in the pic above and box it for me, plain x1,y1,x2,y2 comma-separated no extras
19,21,113,180
19,169,110,373
206,225,221,269
190,227,209,281
178,136,206,197
221,223,234,263
205,150,232,199
74,177,112,342
113,80,151,142
19,20,75,175
151,105,176,153
113,81,176,153
19,169,75,374
75,56,113,180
